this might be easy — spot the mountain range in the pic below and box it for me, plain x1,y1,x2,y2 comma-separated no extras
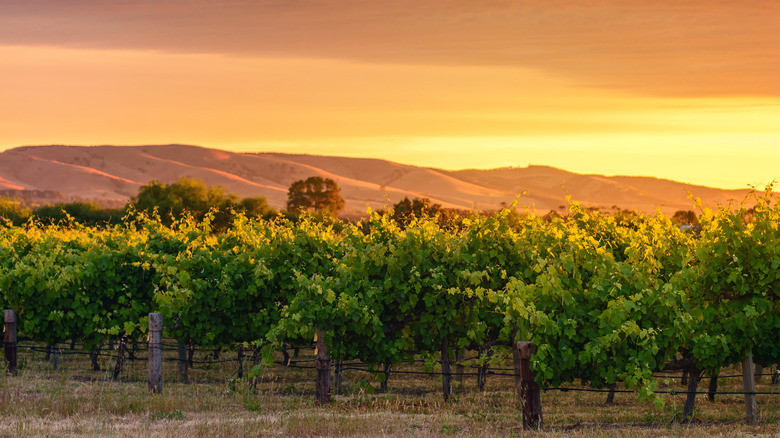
0,144,752,217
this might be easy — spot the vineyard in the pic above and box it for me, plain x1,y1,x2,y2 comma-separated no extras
1,190,779,434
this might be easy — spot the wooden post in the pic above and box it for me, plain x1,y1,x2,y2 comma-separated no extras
314,329,330,404
4,310,17,376
148,313,163,394
177,343,189,383
441,337,452,401
742,352,758,424
517,341,542,430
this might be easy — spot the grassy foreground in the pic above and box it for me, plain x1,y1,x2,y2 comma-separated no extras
1,343,778,437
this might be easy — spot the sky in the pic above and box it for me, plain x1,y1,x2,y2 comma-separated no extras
1,0,779,189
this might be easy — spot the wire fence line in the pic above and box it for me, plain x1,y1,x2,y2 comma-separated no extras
14,340,780,398
18,340,780,376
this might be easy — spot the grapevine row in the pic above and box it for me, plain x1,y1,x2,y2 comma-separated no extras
1,191,778,415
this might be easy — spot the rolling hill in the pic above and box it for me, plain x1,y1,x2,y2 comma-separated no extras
0,144,752,216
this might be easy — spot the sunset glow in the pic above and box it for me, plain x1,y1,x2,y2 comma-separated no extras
2,1,779,190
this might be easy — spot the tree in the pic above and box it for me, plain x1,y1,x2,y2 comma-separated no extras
33,201,122,226
375,196,465,229
132,177,231,222
388,197,442,227
236,196,276,219
286,177,345,215
0,197,29,226
131,177,275,230
672,210,699,226
397,196,441,218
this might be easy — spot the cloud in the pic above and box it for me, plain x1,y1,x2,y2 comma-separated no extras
1,0,779,96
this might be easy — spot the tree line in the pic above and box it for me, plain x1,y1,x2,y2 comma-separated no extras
0,175,702,229
0,176,341,229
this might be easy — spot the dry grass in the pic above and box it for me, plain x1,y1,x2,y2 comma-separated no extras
1,343,778,437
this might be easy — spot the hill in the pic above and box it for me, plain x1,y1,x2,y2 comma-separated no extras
0,144,752,215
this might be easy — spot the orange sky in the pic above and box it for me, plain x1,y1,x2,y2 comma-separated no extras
1,1,779,189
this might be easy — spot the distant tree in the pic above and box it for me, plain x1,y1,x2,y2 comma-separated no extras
235,196,276,219
489,203,528,230
612,208,645,230
672,210,699,226
378,196,466,229
131,177,275,230
133,177,232,221
286,176,345,215
390,196,442,226
33,201,122,226
543,210,564,222
0,197,29,226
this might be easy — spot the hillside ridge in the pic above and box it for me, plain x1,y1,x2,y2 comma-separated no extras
0,144,752,215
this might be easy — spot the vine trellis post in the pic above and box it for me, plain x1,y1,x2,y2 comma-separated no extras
4,310,17,375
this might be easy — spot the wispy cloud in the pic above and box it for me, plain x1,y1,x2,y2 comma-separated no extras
2,0,779,96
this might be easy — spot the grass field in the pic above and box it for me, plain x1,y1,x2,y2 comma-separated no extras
1,341,778,437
